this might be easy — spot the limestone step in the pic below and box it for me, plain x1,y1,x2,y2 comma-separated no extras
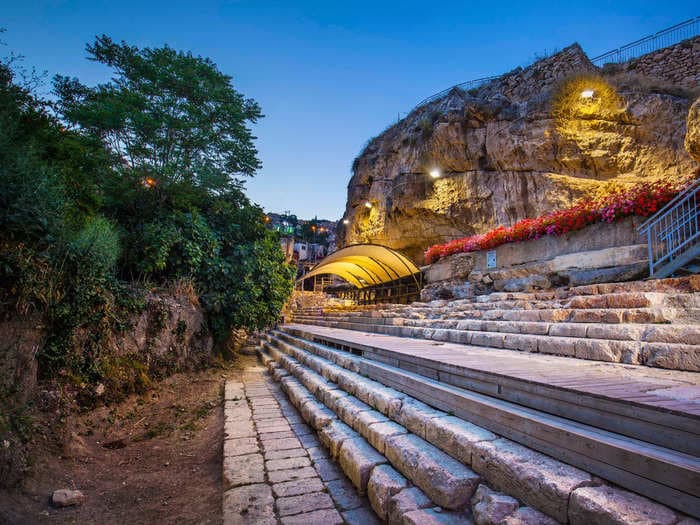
290,316,700,371
261,348,477,523
261,331,698,521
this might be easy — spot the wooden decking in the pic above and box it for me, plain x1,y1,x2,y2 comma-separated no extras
284,323,700,456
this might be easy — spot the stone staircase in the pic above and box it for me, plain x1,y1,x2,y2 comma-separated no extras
258,323,699,523
291,276,700,372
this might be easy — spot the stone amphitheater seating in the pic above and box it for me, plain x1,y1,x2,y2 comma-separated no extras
257,276,699,523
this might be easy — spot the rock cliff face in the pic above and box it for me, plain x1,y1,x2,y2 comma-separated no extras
340,43,700,262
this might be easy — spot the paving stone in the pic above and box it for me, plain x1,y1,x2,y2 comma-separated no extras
224,419,256,439
267,466,318,483
276,492,335,516
265,455,311,472
299,431,321,448
338,437,387,493
471,484,519,525
291,422,313,436
224,382,245,401
569,485,678,525
402,507,473,524
263,447,308,461
367,464,409,520
326,477,367,511
255,420,292,433
306,446,330,461
425,416,496,465
223,453,265,489
341,506,383,525
472,438,594,523
501,507,559,525
272,477,326,498
260,437,302,452
385,433,480,509
258,430,296,440
364,421,407,454
387,487,433,525
223,436,259,457
280,508,344,525
313,457,344,482
222,483,275,525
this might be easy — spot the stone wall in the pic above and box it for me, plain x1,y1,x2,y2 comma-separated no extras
611,36,700,89
421,218,649,300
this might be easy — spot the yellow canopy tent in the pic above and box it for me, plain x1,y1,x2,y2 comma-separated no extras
297,244,421,289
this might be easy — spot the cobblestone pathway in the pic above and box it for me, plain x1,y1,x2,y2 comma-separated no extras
222,365,380,524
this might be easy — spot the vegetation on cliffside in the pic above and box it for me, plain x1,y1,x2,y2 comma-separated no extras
0,36,294,401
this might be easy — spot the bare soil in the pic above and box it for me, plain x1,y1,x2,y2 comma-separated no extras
0,359,253,524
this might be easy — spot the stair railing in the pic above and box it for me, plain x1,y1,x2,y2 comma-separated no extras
637,178,700,277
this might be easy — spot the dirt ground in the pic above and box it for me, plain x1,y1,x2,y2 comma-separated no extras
0,358,254,525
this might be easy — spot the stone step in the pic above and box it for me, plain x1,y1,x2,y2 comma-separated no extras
294,304,699,325
294,313,700,345
290,316,700,371
260,348,477,523
262,332,698,522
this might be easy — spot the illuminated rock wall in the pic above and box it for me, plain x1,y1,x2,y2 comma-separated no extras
340,43,699,263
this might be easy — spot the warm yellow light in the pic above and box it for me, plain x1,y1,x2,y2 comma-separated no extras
343,219,350,225
429,169,441,178
580,89,595,99
143,177,157,188
364,201,373,209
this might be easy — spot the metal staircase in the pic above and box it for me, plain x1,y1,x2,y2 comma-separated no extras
638,178,700,278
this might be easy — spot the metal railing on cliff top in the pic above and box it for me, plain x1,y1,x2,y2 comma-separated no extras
412,16,700,111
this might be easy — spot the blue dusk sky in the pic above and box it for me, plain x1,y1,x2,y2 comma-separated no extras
2,1,698,220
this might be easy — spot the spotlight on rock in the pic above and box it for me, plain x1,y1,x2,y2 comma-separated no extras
364,201,373,209
580,89,595,99
429,169,441,178
343,219,350,224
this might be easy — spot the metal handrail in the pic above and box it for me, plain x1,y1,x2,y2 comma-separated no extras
638,178,700,233
410,16,700,113
637,179,700,277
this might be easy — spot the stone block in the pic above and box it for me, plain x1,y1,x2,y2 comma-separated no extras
300,400,335,430
501,507,559,525
319,421,357,459
276,492,335,517
569,485,678,525
387,487,433,525
264,447,307,460
641,342,700,372
272,477,325,498
222,483,275,525
402,508,473,524
334,395,373,428
265,456,311,472
472,438,594,523
364,420,408,454
502,333,539,353
314,457,344,482
352,409,389,435
385,434,480,509
223,453,264,489
223,436,259,457
395,399,447,439
260,437,302,452
425,415,496,465
224,381,244,401
280,508,344,525
338,438,387,493
367,464,409,520
471,484,519,525
366,385,405,415
267,466,318,483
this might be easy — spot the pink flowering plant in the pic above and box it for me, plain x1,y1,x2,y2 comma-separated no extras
424,177,694,264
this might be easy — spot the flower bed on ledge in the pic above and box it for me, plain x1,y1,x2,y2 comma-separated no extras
425,177,696,265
